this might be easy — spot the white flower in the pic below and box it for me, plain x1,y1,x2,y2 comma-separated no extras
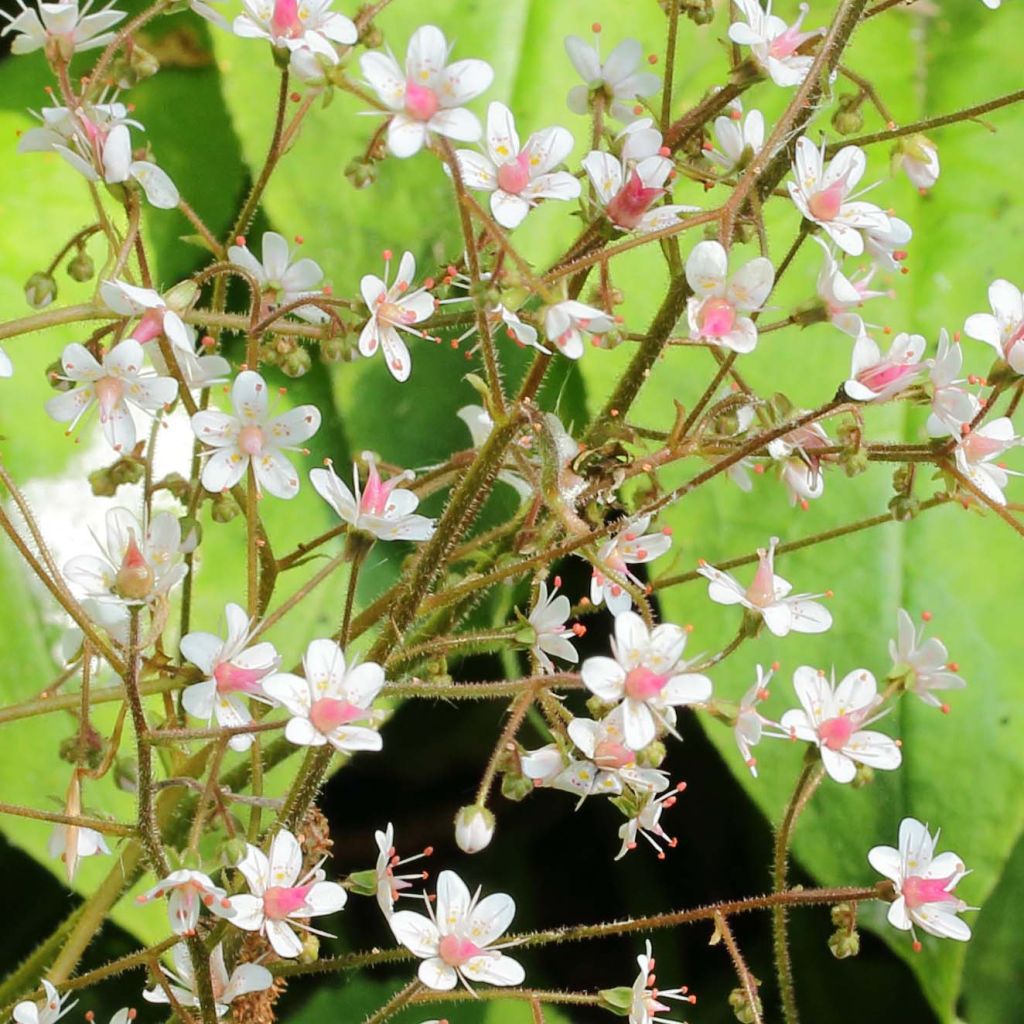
454,805,495,855
863,215,912,271
893,135,939,192
698,536,832,636
143,942,272,1018
45,340,178,453
233,0,355,66
227,829,347,958
191,370,321,499
629,941,693,1023
583,122,697,235
927,330,978,438
706,104,764,174
310,455,435,541
953,416,1021,506
788,138,890,256
543,300,614,359
457,405,531,499
1,0,124,59
12,981,76,1024
564,32,660,122
868,818,972,945
60,597,129,664
389,870,524,991
780,666,902,783
733,664,786,777
527,580,578,673
566,706,671,796
453,102,580,229
615,784,685,860
844,330,927,402
360,24,493,158
728,0,823,87
47,822,109,880
63,507,187,606
813,235,887,338
136,870,235,936
263,638,385,754
228,232,330,325
767,421,831,507
358,250,436,382
582,611,711,751
963,278,1024,375
180,603,281,753
685,240,774,353
888,609,965,710
590,515,671,615
374,823,429,917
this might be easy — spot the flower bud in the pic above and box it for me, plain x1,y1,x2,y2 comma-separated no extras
454,805,495,854
683,0,715,24
179,516,201,554
729,984,763,1023
113,44,159,88
851,763,875,789
598,986,634,1016
344,156,378,190
220,836,250,868
115,757,139,793
110,457,145,487
25,271,57,309
500,771,534,803
832,94,864,136
347,868,379,897
88,465,118,498
211,491,241,523
280,345,312,378
164,279,199,313
113,533,154,601
66,249,95,282
828,927,860,959
298,931,320,963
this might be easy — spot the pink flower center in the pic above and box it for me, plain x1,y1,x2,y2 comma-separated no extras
263,883,312,920
496,152,532,194
359,462,401,517
606,168,664,229
1004,321,1024,361
745,549,776,607
962,432,1005,460
818,714,855,751
594,739,634,769
270,0,303,39
698,297,737,339
309,697,365,735
214,661,269,695
238,424,265,457
132,309,165,344
807,180,845,222
94,375,124,419
857,361,917,393
768,7,815,58
114,532,154,601
405,80,439,121
376,299,418,329
438,933,483,967
902,873,958,909
625,666,670,702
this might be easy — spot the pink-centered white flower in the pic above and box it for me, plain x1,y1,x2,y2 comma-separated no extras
868,818,973,946
953,416,1021,506
685,240,774,353
616,784,686,860
360,24,493,158
64,507,186,606
179,603,281,753
844,330,927,402
453,102,580,229
706,103,764,175
12,981,76,1024
728,0,823,87
893,135,939,192
191,370,321,499
780,666,902,784
228,232,331,326
888,609,966,710
565,31,660,122
143,942,272,1018
582,611,711,751
788,138,890,256
227,829,347,958
233,0,356,65
629,941,694,1023
45,340,178,453
964,278,1024,375
263,638,385,755
136,870,235,936
927,330,978,438
590,515,671,615
767,421,832,507
310,455,435,541
374,823,430,917
389,870,524,991
813,236,887,338
698,536,832,636
358,249,435,382
1,0,124,59
527,580,578,673
566,707,670,796
520,742,624,802
543,300,615,359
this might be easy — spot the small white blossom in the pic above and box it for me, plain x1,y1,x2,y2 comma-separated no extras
864,215,912,271
233,0,356,72
12,981,76,1024
228,232,331,325
963,278,1024,375
733,664,787,777
590,515,671,614
706,103,764,174
927,330,978,438
527,580,578,673
629,941,693,1023
374,823,429,917
543,300,615,359
767,421,831,507
893,135,940,192
728,0,823,87
616,784,686,860
136,870,235,936
889,609,966,710
47,822,109,881
953,417,1021,507
844,330,927,402
1,0,124,59
813,236,887,338
564,32,660,121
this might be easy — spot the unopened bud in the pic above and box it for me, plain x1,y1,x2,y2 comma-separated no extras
454,805,495,854
220,836,250,868
828,927,861,959
179,516,201,554
347,868,379,897
113,533,154,601
728,984,763,1023
66,250,95,282
851,762,875,789
211,491,241,523
280,345,312,378
345,156,378,190
115,757,139,793
25,271,57,308
500,771,534,803
832,104,864,136
683,0,715,24
598,986,634,1016
360,23,383,48
298,931,320,963
113,44,159,88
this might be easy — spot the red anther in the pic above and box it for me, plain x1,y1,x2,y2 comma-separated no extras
278,386,287,394
623,532,637,542
948,661,959,672
912,940,922,953
771,660,780,671
825,589,834,598
940,703,951,715
450,339,459,349
647,54,658,64
883,325,892,334
424,277,435,288
591,21,602,32
572,623,588,637
235,235,246,246
702,141,714,151
290,91,301,102
684,623,694,633
730,107,742,120
921,610,932,622
633,104,644,115
669,837,678,848
614,313,625,323
644,584,653,595
382,248,392,260
676,781,687,792
953,331,961,342
628,841,637,850
662,526,672,536
447,264,457,275
659,145,671,157
86,1013,95,1022
895,738,903,747
754,463,765,474
756,688,770,701
201,335,215,348
610,407,620,417
294,234,304,244
553,575,562,588
961,422,971,436
580,596,591,606
657,851,666,860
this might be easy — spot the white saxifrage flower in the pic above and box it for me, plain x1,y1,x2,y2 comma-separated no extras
143,942,272,1018
1,0,124,59
136,870,235,936
706,103,764,174
64,507,186,606
767,421,832,507
868,818,973,946
389,870,525,991
233,0,356,66
864,215,912,271
733,664,787,777
179,603,281,752
788,138,890,256
616,784,686,861
629,941,694,1023
566,706,670,797
780,666,902,783
893,135,940,192
543,300,615,359
191,370,321,499
813,235,888,338
373,823,430,917
844,330,927,402
963,278,1024,375
888,609,966,710
953,417,1021,506
310,455,436,541
360,24,493,158
227,829,347,958
698,536,832,636
454,805,495,855
48,821,109,880
685,240,774,353
263,638,385,754
564,31,660,121
453,102,580,229
590,515,671,614
927,330,978,438
582,611,711,751
526,579,578,673
358,249,436,382
45,340,178,453
12,980,76,1024
728,0,823,87
228,232,331,325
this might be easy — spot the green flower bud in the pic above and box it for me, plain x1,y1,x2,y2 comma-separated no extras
347,868,379,897
66,250,95,282
828,927,861,959
220,836,250,868
344,156,378,190
729,984,763,1023
598,986,634,1016
211,491,241,524
501,771,534,803
280,346,312,378
25,271,57,309
636,740,667,768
